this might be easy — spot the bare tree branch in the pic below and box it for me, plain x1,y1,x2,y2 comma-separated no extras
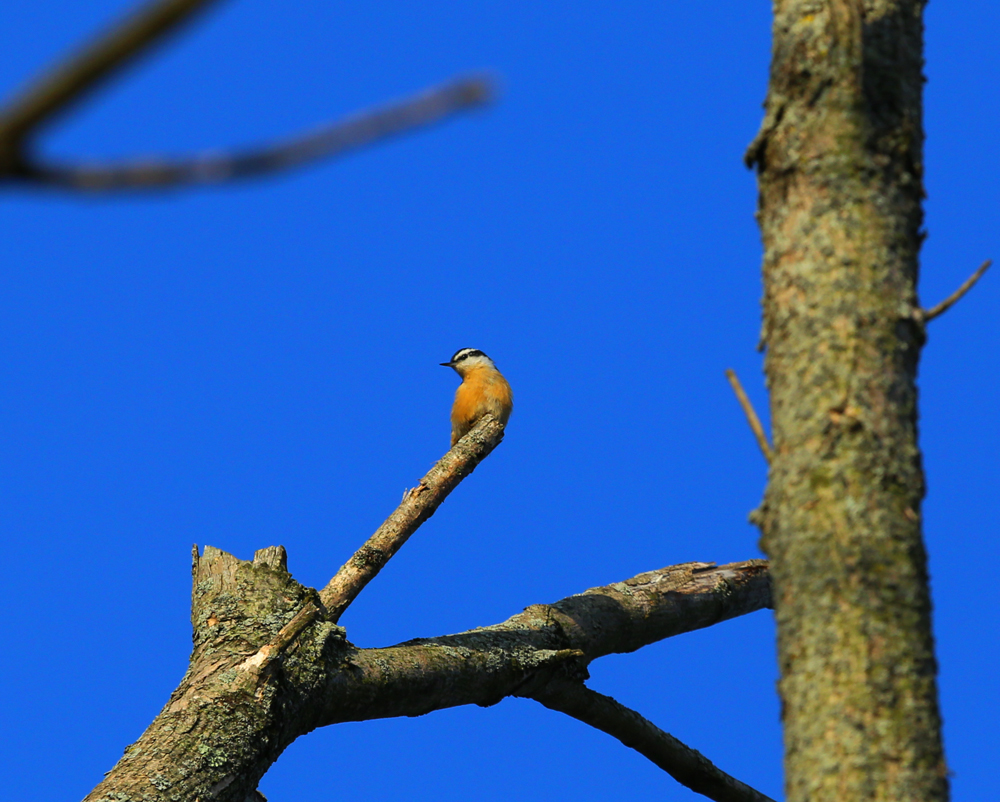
0,0,226,151
725,369,773,464
88,549,771,802
528,679,776,802
10,76,494,191
920,259,992,322
320,414,506,622
331,560,774,725
0,0,493,190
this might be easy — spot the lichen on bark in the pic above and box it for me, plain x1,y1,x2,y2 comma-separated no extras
85,551,771,802
748,1,946,800
86,546,348,802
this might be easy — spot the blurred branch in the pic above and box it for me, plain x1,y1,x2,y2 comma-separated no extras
920,259,992,322
320,414,506,622
0,0,494,191
11,76,493,191
528,679,776,802
0,0,227,153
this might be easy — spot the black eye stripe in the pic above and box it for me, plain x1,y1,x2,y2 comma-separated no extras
451,349,486,363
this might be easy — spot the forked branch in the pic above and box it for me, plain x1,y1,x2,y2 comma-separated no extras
86,550,772,802
0,0,493,190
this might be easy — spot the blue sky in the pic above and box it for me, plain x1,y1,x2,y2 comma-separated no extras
2,3,997,800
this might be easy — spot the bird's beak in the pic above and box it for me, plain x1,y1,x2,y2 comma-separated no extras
439,362,454,367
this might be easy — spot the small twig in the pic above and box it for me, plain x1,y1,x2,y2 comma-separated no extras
319,414,506,622
10,75,494,191
527,680,776,802
921,259,992,322
0,0,226,149
725,369,773,464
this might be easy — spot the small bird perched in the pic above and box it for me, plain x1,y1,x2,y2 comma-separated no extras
440,348,513,446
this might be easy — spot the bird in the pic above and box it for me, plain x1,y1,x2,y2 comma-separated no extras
440,348,513,447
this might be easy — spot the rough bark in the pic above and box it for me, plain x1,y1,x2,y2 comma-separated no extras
747,1,946,800
84,554,771,802
87,547,770,802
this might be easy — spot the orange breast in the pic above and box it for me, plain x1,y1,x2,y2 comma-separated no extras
450,367,513,444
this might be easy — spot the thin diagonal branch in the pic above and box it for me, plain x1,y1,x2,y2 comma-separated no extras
725,369,773,463
0,0,226,149
12,75,494,191
527,680,776,802
319,414,506,622
920,259,992,322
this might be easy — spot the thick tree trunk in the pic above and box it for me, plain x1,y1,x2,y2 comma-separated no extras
747,1,946,800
